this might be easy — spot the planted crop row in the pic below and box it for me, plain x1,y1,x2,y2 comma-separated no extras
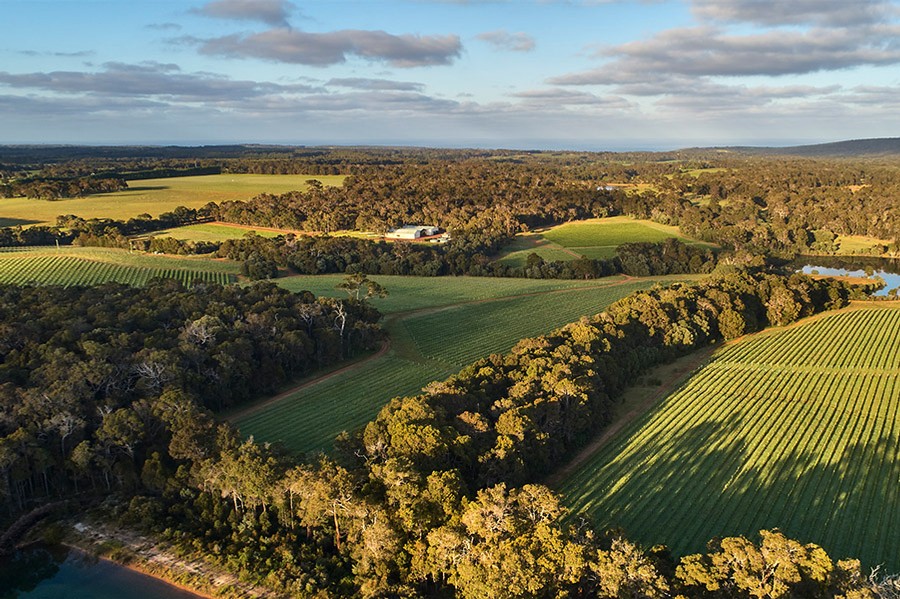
234,356,455,456
404,281,654,368
558,306,900,571
235,279,663,455
0,254,236,287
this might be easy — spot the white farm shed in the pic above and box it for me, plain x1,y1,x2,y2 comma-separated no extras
386,225,440,240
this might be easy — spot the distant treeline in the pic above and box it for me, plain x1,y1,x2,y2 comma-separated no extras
0,176,127,200
3,147,899,271
211,233,718,279
0,206,216,248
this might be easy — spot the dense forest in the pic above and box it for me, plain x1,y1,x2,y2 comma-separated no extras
0,280,381,511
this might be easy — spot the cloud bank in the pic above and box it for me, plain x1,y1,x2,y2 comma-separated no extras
196,28,462,67
191,0,297,27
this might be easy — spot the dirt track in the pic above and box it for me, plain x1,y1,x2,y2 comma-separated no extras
544,345,717,487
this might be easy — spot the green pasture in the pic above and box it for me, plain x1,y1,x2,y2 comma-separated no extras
0,246,239,287
0,173,345,225
558,305,900,570
836,234,893,255
233,277,683,455
275,273,649,314
498,216,708,266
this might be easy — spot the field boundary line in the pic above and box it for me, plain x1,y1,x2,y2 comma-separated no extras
227,276,648,425
545,345,718,488
224,338,392,423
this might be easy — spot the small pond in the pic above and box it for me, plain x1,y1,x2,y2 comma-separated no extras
0,544,202,599
799,264,900,297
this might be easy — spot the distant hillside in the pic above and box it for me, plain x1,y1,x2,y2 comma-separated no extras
688,138,900,158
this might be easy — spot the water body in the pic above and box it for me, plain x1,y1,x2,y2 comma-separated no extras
800,265,900,297
0,545,203,599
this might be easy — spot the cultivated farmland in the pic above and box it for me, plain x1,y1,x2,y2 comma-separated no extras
233,277,678,455
558,305,900,570
498,216,712,265
0,246,239,286
0,173,345,224
276,273,640,314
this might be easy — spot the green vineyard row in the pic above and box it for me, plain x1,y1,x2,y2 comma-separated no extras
558,306,900,571
235,280,661,455
0,254,236,287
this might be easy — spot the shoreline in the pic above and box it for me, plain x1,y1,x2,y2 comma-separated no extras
58,543,218,599
60,519,281,599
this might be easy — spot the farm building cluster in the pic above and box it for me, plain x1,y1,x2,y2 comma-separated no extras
385,225,447,242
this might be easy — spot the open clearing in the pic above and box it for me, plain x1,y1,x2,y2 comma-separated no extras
148,222,381,242
558,304,900,570
835,234,894,255
146,222,286,241
275,273,646,314
0,173,345,224
0,246,239,286
232,276,691,455
497,216,713,266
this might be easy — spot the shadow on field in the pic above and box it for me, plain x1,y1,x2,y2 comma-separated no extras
566,410,898,571
0,217,41,227
124,185,169,192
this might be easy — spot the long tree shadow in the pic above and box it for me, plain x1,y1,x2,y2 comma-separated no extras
565,409,900,572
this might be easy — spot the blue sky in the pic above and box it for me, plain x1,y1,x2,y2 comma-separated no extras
2,0,899,150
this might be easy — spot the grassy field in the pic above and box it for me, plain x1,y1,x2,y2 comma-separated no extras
276,273,643,314
498,216,711,266
0,173,345,225
835,234,894,255
150,222,382,243
558,304,900,570
232,276,688,455
0,246,239,286
148,222,285,241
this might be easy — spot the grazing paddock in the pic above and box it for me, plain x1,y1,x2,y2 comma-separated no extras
498,216,712,265
147,223,285,241
558,305,900,571
0,173,345,224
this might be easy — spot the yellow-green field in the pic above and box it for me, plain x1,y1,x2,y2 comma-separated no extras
559,304,900,570
0,246,239,286
0,173,345,225
148,223,286,241
150,223,381,242
835,234,894,255
498,216,713,266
